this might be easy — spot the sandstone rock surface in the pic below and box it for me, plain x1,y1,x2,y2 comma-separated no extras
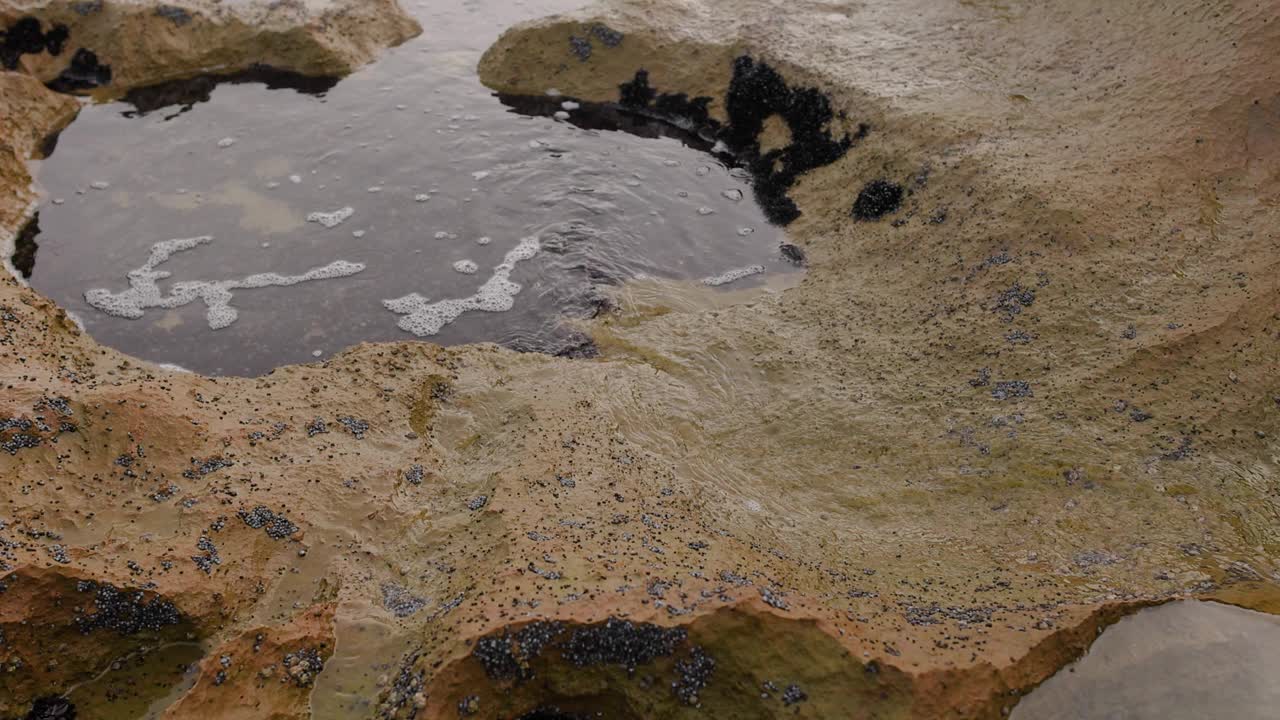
0,0,1277,718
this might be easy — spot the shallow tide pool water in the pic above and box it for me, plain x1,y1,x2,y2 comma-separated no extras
1012,600,1280,720
21,0,794,376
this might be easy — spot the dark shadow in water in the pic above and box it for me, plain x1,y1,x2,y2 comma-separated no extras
498,93,726,156
120,65,340,120
11,213,40,279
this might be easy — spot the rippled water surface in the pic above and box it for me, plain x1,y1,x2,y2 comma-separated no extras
23,0,792,375
1012,600,1280,720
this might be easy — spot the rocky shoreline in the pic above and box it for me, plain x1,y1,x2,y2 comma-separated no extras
1,0,1277,718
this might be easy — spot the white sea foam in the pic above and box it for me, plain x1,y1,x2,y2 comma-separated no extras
722,188,744,201
306,206,354,228
561,101,580,111
701,264,765,287
471,170,490,181
553,111,570,121
217,137,236,148
414,194,430,202
384,236,540,337
90,181,110,190
83,236,365,330
452,259,478,274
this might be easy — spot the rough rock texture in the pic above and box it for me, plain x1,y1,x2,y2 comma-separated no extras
1,0,422,92
0,0,1278,718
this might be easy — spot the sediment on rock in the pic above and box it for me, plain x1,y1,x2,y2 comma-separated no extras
0,0,1278,718
0,0,422,95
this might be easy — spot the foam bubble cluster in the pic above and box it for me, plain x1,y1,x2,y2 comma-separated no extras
84,236,366,330
701,264,765,287
383,236,540,336
306,206,354,228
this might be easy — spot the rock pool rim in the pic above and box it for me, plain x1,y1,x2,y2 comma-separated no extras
13,74,807,369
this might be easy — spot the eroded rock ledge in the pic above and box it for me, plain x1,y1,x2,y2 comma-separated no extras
2,0,1278,718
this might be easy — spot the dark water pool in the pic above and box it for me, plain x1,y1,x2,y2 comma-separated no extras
19,0,794,376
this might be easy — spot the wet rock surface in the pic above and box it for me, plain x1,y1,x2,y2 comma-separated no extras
1,0,1279,719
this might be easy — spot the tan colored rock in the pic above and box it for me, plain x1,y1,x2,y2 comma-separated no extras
0,0,1277,718
161,604,338,720
1,0,421,93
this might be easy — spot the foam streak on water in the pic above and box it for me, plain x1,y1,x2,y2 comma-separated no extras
384,235,539,336
84,236,365,330
701,264,765,286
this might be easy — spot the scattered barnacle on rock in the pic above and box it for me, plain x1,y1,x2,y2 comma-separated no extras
192,535,221,573
781,683,808,705
337,415,369,439
671,646,715,705
381,583,428,618
1121,324,1137,339
590,23,623,47
993,283,1036,320
33,396,72,416
902,603,994,627
47,49,113,93
457,695,480,716
183,456,233,479
851,179,904,220
23,696,76,720
1160,435,1194,461
759,586,790,610
527,562,562,580
556,474,576,488
74,580,182,635
568,35,592,61
991,380,1032,400
238,506,299,539
1130,406,1153,422
47,544,69,564
405,464,425,485
306,417,328,436
467,495,488,511
473,621,564,681
968,367,991,388
561,618,687,672
281,647,325,687
1073,550,1119,568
